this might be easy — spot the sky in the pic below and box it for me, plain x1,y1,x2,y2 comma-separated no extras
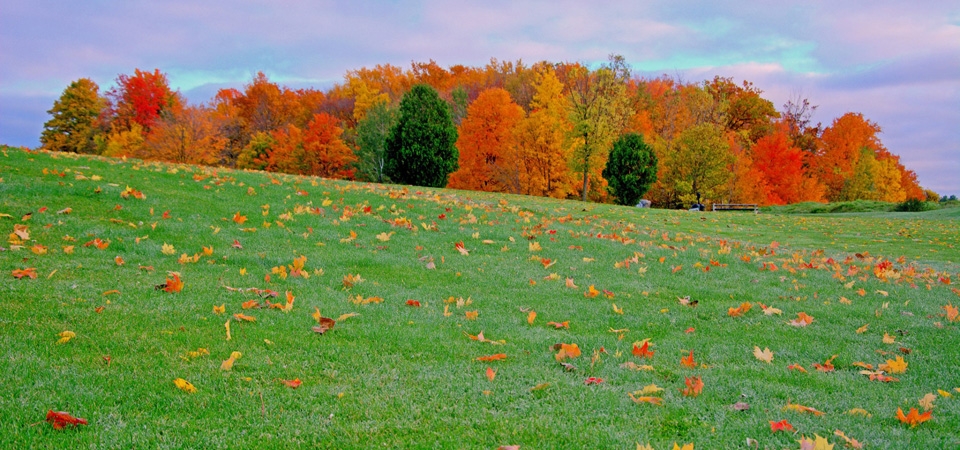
2,0,958,195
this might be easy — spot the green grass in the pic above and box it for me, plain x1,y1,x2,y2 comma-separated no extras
1,146,958,449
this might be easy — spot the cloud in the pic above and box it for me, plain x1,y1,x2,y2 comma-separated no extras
1,0,957,193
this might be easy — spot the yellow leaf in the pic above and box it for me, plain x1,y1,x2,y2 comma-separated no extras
753,346,774,363
672,443,694,450
161,243,176,255
213,304,225,314
634,384,664,395
526,310,536,325
224,320,231,341
57,330,76,344
882,333,896,344
856,323,869,334
938,389,952,397
173,378,197,393
637,444,655,450
797,434,834,450
612,303,623,315
879,356,907,374
336,312,358,322
918,393,936,411
220,351,242,371
846,408,872,417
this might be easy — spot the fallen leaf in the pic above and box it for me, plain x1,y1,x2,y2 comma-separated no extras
280,378,302,389
918,393,936,411
680,350,696,368
833,430,864,449
784,402,825,416
789,312,814,327
681,376,703,397
57,330,76,344
476,353,507,362
753,346,774,363
896,407,932,427
628,394,663,406
584,377,604,385
485,367,496,381
173,378,197,393
632,340,655,358
770,419,794,432
526,310,536,325
797,434,834,450
879,356,907,374
220,351,242,371
45,410,88,430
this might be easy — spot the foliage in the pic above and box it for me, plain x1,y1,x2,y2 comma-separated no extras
354,101,397,183
659,123,732,207
35,60,932,207
448,88,524,192
384,84,458,187
895,198,938,212
601,133,658,205
40,78,106,154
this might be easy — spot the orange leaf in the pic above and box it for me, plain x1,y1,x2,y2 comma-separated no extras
406,299,421,307
680,350,696,368
584,285,600,298
788,311,814,327
896,407,932,427
12,267,38,279
241,300,261,309
681,376,703,397
476,353,507,362
280,378,302,389
485,367,496,381
232,313,256,322
632,340,655,358
546,321,569,329
526,310,536,325
628,394,663,405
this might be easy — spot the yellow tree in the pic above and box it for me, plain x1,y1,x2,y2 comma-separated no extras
515,67,575,198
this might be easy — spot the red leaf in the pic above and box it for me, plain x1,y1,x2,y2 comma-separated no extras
46,410,87,430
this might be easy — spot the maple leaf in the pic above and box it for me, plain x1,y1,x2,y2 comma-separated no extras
584,377,604,385
882,333,896,344
241,299,261,309
584,285,600,298
813,355,838,372
833,430,864,449
232,313,256,322
634,384,664,395
12,267,38,279
45,410,88,430
680,350,696,368
554,343,581,361
220,351,242,371
671,444,694,450
879,356,907,373
476,353,507,362
565,278,578,289
620,362,655,371
406,299,421,307
753,346,774,363
454,241,469,255
758,302,782,315
896,407,932,427
155,273,183,293
943,303,959,322
173,378,197,393
232,212,248,224
280,378,302,389
681,376,703,397
628,394,663,406
770,419,794,432
918,393,936,411
784,402,825,416
546,321,569,329
465,310,479,320
798,434,834,450
312,313,336,334
485,367,496,381
632,340,655,358
342,273,363,289
727,302,752,317
526,310,536,325
789,312,814,327
161,243,175,255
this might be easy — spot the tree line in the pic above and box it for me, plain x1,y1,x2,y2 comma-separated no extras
39,57,935,207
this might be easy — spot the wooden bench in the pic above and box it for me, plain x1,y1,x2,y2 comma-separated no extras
712,203,759,213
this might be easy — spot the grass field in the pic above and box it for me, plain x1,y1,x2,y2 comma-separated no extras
1,146,958,449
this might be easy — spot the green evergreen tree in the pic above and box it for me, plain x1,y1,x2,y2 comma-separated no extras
41,78,106,154
602,133,658,206
384,84,458,187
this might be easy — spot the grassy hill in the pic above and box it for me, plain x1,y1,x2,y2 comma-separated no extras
2,146,958,449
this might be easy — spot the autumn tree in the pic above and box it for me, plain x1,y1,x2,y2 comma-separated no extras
815,112,883,201
448,88,524,192
384,84,458,187
751,124,824,204
660,123,733,207
106,68,178,133
263,113,355,178
145,104,227,165
41,78,106,154
236,131,275,171
354,100,397,183
601,133,658,206
236,72,302,134
514,67,575,198
567,62,629,201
